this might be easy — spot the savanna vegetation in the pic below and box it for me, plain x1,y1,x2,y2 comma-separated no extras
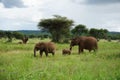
0,15,120,80
0,38,120,80
0,15,120,43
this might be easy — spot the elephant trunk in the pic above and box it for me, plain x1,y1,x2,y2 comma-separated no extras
70,45,72,51
34,48,36,57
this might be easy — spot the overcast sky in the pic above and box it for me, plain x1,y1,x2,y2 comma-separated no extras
0,0,120,32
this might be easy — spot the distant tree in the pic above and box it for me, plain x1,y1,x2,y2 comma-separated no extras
12,31,24,40
38,15,74,42
71,24,88,37
89,28,108,39
0,30,5,38
108,32,120,40
98,29,108,39
29,34,36,38
5,31,13,42
89,28,99,38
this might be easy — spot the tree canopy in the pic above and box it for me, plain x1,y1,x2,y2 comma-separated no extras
89,28,108,39
71,24,88,37
38,15,74,42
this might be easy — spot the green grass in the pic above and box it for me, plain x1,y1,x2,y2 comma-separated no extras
0,38,120,80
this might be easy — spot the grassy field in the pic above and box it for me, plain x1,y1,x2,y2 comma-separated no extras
0,38,120,80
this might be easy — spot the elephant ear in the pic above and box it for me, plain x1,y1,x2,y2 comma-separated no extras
72,37,77,41
71,38,76,41
35,42,44,49
70,38,76,45
74,37,80,44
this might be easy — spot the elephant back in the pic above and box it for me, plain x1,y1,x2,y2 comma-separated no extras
46,42,56,52
84,37,98,50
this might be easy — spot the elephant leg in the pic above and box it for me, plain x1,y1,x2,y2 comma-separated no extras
34,52,36,57
45,51,48,57
52,52,55,56
89,49,92,52
79,46,84,54
40,51,43,57
81,49,84,52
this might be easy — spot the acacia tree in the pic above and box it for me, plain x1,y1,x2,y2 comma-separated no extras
71,24,88,37
38,15,74,42
89,28,99,38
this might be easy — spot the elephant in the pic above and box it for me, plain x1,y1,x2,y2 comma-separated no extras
21,36,28,44
70,36,98,54
62,49,71,55
34,42,56,57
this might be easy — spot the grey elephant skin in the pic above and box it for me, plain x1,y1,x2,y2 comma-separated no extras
70,36,98,54
34,42,56,57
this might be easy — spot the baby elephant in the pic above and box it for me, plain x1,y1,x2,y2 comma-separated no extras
34,42,56,57
62,49,71,55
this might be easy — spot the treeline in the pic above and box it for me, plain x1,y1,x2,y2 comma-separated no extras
37,15,120,42
0,29,120,42
0,30,51,42
71,25,119,40
0,15,120,43
17,30,51,39
71,24,109,40
108,32,120,40
0,31,28,43
71,24,120,41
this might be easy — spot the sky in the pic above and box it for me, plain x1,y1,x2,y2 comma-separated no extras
0,0,120,32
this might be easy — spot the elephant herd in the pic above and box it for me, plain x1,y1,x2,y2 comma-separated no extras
34,36,98,57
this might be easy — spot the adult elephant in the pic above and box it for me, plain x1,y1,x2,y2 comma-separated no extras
70,36,98,54
34,42,56,57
